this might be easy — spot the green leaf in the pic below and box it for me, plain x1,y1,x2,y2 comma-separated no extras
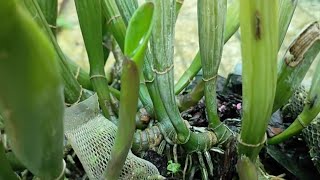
0,0,64,178
167,160,181,174
124,2,154,69
105,60,140,179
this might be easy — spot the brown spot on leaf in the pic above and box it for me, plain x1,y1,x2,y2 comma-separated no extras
285,22,320,67
255,11,262,40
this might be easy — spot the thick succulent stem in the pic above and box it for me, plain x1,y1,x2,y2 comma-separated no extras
101,0,126,51
238,0,279,161
198,0,226,128
152,0,189,143
151,0,217,152
75,0,115,120
115,0,138,25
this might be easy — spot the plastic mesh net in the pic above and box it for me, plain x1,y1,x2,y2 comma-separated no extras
64,95,160,179
282,86,307,120
303,117,320,173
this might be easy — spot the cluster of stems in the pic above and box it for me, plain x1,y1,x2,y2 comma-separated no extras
2,0,320,179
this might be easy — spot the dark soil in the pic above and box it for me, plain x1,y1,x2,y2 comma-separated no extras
143,150,168,176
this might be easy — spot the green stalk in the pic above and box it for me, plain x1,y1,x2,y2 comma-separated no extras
105,3,154,178
178,22,318,115
145,36,215,153
109,23,155,116
236,156,258,180
151,0,217,152
177,80,204,111
63,52,120,100
0,143,18,180
124,1,155,116
105,60,139,179
66,57,93,90
0,0,64,178
268,55,320,144
139,79,155,116
24,0,89,104
278,0,298,48
174,0,240,95
66,57,122,99
74,0,115,120
145,0,186,102
32,0,93,93
175,2,299,114
238,0,279,161
36,0,57,35
115,0,138,25
198,0,226,129
102,0,154,116
174,54,202,95
174,0,294,95
224,0,241,42
143,48,171,122
152,0,189,143
273,22,320,112
101,0,126,51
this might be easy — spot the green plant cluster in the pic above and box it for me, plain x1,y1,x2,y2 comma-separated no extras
0,0,319,179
